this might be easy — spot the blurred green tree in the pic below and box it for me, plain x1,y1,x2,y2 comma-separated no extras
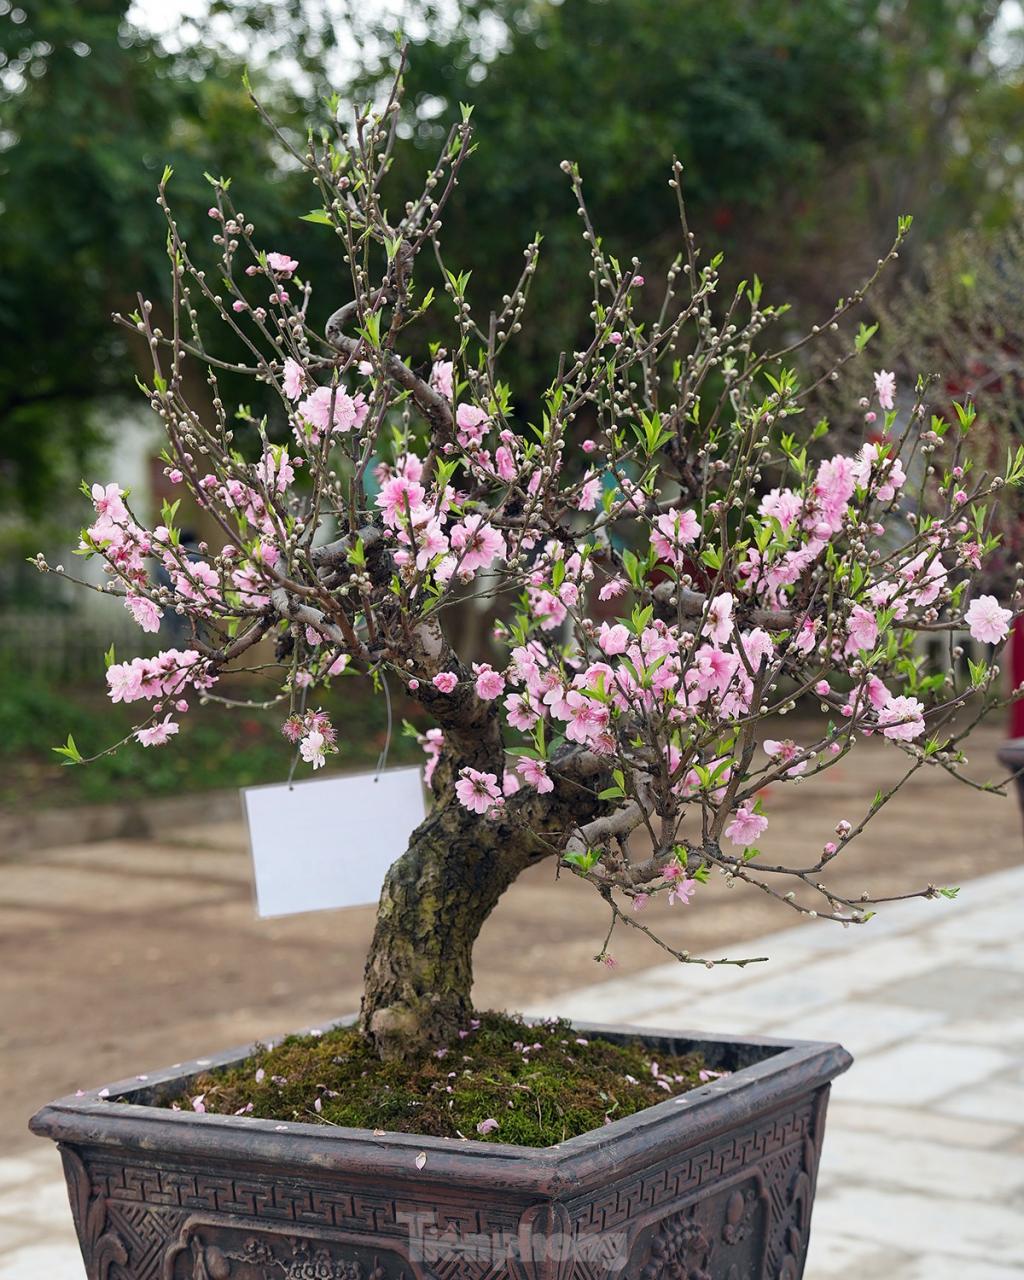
0,0,333,527
2,0,1021,520
345,0,1023,400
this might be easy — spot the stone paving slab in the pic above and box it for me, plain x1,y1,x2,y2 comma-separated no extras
523,864,1024,1278
7,864,1023,1278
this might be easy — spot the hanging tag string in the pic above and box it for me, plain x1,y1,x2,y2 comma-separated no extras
285,667,391,787
374,674,393,782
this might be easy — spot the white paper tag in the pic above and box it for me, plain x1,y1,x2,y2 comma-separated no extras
242,766,426,918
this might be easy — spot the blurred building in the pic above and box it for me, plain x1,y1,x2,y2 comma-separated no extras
0,406,162,680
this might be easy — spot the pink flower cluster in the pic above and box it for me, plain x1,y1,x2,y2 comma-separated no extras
282,709,338,771
106,649,214,705
50,81,1024,988
76,212,1016,954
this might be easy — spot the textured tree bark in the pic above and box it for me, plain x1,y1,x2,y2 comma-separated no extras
359,798,541,1058
359,739,609,1058
360,602,612,1058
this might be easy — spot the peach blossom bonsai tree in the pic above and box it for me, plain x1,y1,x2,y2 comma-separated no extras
40,63,1021,1058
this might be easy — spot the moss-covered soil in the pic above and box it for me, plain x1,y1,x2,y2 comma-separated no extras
167,1012,713,1147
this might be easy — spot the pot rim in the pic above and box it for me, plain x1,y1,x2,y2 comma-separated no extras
29,1015,851,1197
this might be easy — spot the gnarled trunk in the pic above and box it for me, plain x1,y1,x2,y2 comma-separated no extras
359,648,607,1058
360,798,542,1058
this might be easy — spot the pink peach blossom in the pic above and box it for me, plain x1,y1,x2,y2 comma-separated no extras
877,694,925,741
455,768,503,814
661,863,697,906
965,595,1012,646
473,664,505,700
516,757,554,793
125,594,162,634
136,716,179,747
874,369,896,411
724,806,768,847
652,508,700,566
598,622,630,655
266,251,298,276
282,357,305,400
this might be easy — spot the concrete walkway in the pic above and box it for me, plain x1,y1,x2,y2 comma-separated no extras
528,863,1024,1279
4,863,1023,1279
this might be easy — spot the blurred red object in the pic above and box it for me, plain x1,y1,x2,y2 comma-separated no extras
1012,616,1024,738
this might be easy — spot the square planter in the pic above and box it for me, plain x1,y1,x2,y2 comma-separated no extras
30,1018,850,1280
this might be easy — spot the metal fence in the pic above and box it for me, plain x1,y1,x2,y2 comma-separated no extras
0,609,149,683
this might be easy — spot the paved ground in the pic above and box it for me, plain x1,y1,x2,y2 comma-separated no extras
5,863,1023,1278
2,718,1021,1276
528,864,1024,1279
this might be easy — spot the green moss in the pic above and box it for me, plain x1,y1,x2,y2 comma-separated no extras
167,1012,710,1147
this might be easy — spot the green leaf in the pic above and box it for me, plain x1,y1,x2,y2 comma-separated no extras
968,658,989,687
952,399,976,432
1004,444,1024,487
53,734,83,765
622,549,643,588
630,602,654,633
300,209,334,226
359,311,382,348
564,849,599,872
854,322,878,353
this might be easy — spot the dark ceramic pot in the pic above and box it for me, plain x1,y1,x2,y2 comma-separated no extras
30,1018,850,1280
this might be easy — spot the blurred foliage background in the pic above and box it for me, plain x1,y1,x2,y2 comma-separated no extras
1,0,1022,802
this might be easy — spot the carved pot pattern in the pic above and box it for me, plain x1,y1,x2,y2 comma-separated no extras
54,1108,825,1280
34,1023,848,1280
164,1223,408,1280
